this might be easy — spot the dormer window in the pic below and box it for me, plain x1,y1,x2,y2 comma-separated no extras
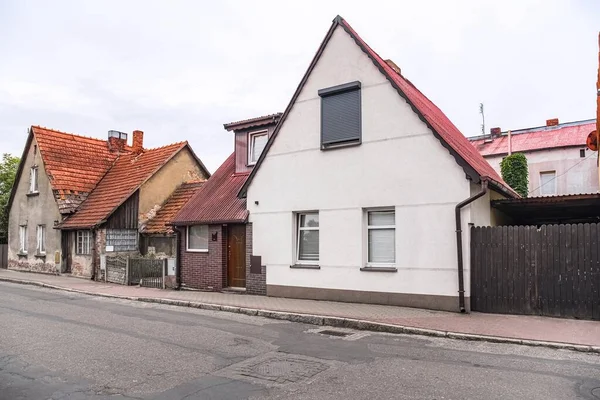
248,130,268,165
29,166,39,193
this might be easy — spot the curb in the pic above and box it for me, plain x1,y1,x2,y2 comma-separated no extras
2,276,599,355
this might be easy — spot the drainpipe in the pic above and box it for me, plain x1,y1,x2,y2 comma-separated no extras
455,180,488,313
173,226,183,290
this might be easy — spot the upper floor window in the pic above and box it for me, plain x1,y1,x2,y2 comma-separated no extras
248,131,268,165
29,166,38,193
540,171,556,196
319,81,361,149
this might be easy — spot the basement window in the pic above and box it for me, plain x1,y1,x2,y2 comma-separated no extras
319,81,362,149
106,229,138,252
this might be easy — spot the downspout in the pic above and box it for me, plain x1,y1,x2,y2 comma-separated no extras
173,226,183,290
455,179,488,313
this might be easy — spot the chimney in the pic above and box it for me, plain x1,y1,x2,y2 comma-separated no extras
385,59,401,75
107,130,127,153
490,127,502,138
132,130,144,154
546,118,559,127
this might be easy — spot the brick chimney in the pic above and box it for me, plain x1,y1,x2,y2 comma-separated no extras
107,130,127,153
385,59,401,75
546,118,559,127
490,127,502,138
132,130,144,154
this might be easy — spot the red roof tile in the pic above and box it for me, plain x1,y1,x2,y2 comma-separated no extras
239,16,518,198
32,126,119,212
172,153,248,225
142,181,204,234
470,120,595,156
60,142,187,229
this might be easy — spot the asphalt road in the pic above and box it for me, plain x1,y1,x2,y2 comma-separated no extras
0,282,599,400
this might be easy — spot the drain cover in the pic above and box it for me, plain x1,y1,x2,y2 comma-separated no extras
318,329,352,337
591,387,600,399
237,356,328,384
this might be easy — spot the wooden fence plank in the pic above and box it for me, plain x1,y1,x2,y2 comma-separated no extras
583,224,591,319
470,226,479,311
594,223,600,321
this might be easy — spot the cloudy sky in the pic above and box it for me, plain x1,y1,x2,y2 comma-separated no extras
0,0,598,172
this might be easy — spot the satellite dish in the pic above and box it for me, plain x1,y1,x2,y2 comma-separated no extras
586,130,598,151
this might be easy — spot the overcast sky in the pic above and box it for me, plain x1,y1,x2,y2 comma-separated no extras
1,1,598,172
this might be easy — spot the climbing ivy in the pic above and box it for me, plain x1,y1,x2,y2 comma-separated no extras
500,153,528,197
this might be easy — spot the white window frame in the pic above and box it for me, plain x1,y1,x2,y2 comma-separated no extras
366,209,396,266
296,212,319,264
540,171,556,196
186,225,209,252
29,166,39,193
76,230,91,255
247,130,268,166
19,225,27,254
36,225,46,255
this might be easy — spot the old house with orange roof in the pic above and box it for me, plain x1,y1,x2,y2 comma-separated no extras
7,127,210,279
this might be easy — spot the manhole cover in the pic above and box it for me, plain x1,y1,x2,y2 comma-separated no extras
237,356,328,384
591,387,600,399
318,329,352,337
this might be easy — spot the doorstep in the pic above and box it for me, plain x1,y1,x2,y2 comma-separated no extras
221,287,246,294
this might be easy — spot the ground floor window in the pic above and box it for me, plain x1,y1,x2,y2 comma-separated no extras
77,230,91,255
19,225,27,254
296,212,319,262
36,225,46,254
367,210,395,264
106,229,138,252
187,225,208,251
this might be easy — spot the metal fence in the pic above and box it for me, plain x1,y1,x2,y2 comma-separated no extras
128,257,167,289
471,224,600,320
0,244,7,268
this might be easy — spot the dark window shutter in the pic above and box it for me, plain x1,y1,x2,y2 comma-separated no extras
319,82,361,148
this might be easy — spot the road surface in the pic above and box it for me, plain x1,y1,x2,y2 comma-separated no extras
0,281,599,399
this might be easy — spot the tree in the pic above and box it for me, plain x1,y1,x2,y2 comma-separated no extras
500,153,528,198
0,154,20,244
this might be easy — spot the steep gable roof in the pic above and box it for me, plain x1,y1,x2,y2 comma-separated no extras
59,142,189,229
172,153,249,225
142,181,204,235
239,16,518,198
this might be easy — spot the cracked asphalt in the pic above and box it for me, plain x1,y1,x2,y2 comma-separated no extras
1,282,600,399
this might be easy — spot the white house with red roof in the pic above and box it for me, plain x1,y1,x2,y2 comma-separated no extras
239,16,517,312
470,118,598,196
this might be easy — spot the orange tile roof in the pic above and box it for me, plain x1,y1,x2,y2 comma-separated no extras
32,126,119,212
59,142,188,229
142,181,204,234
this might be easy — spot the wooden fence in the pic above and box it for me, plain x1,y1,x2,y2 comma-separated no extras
471,224,600,320
0,244,7,268
128,258,167,289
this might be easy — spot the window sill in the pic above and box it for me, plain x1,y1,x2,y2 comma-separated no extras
17,252,27,257
321,140,361,151
26,192,40,197
186,249,208,253
290,264,320,270
360,266,398,273
34,253,46,259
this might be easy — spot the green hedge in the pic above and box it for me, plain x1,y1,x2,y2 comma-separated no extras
500,153,528,197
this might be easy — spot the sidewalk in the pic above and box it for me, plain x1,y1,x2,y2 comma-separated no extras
1,269,599,352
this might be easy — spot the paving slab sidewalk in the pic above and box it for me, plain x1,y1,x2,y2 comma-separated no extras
1,269,599,352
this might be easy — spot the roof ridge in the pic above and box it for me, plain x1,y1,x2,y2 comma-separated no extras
142,141,188,152
32,125,109,144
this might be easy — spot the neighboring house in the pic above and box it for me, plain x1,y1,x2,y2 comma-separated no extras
239,16,517,312
171,114,281,294
7,127,210,278
469,118,598,196
140,181,204,257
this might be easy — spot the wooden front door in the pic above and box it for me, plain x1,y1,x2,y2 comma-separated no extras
61,231,73,273
227,225,246,288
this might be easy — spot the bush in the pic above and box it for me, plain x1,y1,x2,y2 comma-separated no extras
500,153,528,197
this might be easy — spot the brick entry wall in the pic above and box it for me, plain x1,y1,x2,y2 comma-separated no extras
180,224,225,291
245,223,266,295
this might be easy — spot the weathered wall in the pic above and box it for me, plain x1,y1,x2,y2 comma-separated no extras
69,229,97,278
245,223,266,295
8,136,62,274
179,225,225,291
141,235,176,257
484,147,597,196
246,25,475,311
138,148,208,226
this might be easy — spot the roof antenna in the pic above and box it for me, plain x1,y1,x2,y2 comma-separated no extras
479,103,486,136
